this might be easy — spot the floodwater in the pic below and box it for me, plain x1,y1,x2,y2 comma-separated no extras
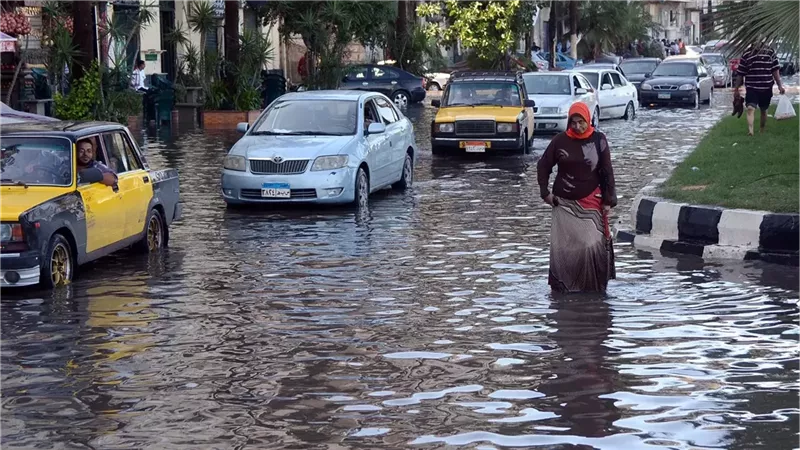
2,90,798,449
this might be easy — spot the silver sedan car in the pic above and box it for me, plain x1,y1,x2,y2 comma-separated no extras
221,91,417,207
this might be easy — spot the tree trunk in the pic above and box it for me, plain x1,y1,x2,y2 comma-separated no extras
548,1,557,68
224,0,239,96
394,0,410,68
71,1,96,81
568,0,580,60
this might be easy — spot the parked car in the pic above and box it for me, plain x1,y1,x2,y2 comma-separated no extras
530,51,550,71
340,64,426,108
521,71,599,133
574,68,638,120
0,121,182,288
618,58,661,90
701,52,731,87
687,45,703,55
639,57,714,108
222,91,416,208
579,62,625,77
429,71,536,155
425,71,451,91
536,51,581,70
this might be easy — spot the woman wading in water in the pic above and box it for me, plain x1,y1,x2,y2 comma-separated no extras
537,102,617,293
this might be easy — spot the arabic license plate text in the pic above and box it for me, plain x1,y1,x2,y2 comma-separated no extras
658,93,671,99
461,141,487,153
261,183,291,198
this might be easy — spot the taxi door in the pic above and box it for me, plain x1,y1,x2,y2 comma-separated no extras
520,84,535,139
101,132,154,240
78,178,125,253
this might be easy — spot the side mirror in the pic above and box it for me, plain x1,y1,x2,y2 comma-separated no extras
575,88,588,95
431,99,441,108
78,167,104,184
524,99,536,108
601,83,613,90
367,122,386,135
236,122,249,134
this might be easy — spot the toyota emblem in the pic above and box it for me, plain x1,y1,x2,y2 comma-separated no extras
273,156,284,164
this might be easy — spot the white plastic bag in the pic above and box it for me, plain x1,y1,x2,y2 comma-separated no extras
774,95,796,120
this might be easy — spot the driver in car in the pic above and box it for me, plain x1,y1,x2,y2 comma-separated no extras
76,139,117,186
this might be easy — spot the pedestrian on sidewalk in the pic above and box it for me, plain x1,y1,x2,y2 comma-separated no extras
537,102,617,294
734,41,786,135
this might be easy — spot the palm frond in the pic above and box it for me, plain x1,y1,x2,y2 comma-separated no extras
714,1,799,56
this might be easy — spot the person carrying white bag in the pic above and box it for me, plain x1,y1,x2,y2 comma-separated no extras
775,95,796,120
733,41,787,135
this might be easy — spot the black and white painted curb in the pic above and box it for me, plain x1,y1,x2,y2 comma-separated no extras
615,178,799,266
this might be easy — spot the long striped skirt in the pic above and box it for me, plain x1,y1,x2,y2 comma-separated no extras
549,187,616,293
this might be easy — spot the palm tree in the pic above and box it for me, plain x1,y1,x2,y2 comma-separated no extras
187,0,217,81
713,1,798,56
223,0,239,95
71,1,95,81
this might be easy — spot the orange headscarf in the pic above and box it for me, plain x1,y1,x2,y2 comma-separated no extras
565,102,595,140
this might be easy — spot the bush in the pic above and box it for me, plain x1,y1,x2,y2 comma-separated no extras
54,61,100,120
54,60,143,124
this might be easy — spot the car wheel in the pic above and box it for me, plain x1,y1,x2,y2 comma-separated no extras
693,91,700,109
428,82,441,91
41,233,73,288
392,152,414,190
519,129,531,154
135,208,166,253
704,88,713,105
592,107,600,127
354,167,369,208
623,101,635,120
392,91,410,108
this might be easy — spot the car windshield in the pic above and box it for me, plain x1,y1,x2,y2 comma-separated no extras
250,100,357,136
620,61,658,74
579,72,600,88
523,75,571,95
704,54,725,65
443,82,522,107
652,62,697,77
0,137,72,186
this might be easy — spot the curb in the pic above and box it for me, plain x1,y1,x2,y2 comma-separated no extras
615,179,799,266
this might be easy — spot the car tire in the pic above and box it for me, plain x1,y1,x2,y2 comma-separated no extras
40,233,73,289
135,208,166,253
623,101,635,120
592,107,600,127
354,167,370,209
693,91,700,109
520,129,531,154
392,90,410,108
392,152,414,191
704,88,713,105
428,82,441,91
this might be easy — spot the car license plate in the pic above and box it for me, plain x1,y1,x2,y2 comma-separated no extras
658,93,671,99
261,183,291,198
460,141,489,153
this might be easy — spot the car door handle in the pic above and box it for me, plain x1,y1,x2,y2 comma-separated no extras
143,176,150,183
391,81,397,85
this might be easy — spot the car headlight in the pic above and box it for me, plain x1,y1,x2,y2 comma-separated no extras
223,155,247,171
641,83,652,90
0,223,23,242
497,123,518,133
311,155,348,171
437,123,454,133
679,83,695,90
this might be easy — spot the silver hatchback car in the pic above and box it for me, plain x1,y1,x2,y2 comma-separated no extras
221,91,417,207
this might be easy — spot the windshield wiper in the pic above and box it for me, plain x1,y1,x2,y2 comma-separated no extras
0,178,28,188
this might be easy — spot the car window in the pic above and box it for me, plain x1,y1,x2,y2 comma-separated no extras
364,100,380,130
579,72,600,89
372,67,400,80
577,75,592,91
346,66,368,81
374,97,398,124
572,75,581,90
601,73,613,87
610,72,625,87
0,137,72,186
101,132,142,173
443,81,521,106
698,63,707,76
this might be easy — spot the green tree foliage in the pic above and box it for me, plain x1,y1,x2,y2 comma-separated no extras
713,1,798,57
53,61,142,124
249,1,396,89
577,1,660,60
417,0,537,69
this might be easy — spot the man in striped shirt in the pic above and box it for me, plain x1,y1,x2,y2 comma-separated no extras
734,43,786,135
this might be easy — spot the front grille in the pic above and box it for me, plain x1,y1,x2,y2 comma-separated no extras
240,189,318,199
455,120,495,136
249,159,309,175
653,85,678,91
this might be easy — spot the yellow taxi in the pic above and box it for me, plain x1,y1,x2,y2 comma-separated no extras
1,121,182,288
430,71,536,155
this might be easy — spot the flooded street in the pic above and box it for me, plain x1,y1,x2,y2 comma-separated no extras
2,91,798,449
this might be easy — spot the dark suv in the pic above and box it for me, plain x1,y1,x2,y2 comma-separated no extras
340,64,426,108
